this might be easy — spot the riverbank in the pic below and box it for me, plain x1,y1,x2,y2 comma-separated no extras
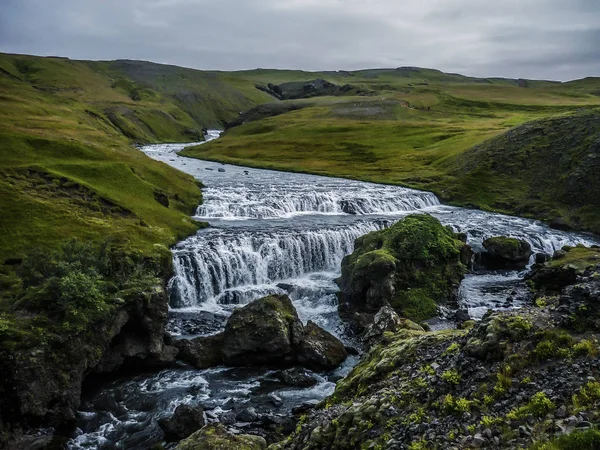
180,105,600,235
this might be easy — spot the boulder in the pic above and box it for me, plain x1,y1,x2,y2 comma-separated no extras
274,368,319,387
296,321,348,370
220,295,303,366
480,236,532,269
338,214,468,326
174,333,224,369
174,295,348,371
175,424,266,450
158,404,205,442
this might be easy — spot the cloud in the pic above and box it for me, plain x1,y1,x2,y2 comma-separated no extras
0,0,597,80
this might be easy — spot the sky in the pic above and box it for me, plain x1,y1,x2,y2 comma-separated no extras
0,0,598,81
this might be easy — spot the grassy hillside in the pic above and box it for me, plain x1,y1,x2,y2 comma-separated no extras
180,73,600,233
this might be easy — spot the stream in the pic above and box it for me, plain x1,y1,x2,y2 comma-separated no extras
68,131,599,449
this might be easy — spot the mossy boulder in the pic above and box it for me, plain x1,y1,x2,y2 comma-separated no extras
338,214,468,326
221,295,304,366
480,236,532,269
175,424,266,450
175,295,347,370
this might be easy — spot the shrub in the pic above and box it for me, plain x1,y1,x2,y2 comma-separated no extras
442,369,462,385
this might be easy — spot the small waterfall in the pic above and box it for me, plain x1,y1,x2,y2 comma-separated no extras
196,185,440,219
169,221,384,308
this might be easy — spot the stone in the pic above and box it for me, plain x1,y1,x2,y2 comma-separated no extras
275,368,319,387
236,407,258,423
175,424,266,450
338,215,468,326
268,394,283,407
472,433,485,448
480,236,532,269
362,306,424,346
158,404,205,442
174,333,224,369
296,321,348,370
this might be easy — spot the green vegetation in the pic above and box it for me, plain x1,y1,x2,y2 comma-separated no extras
506,392,555,420
339,214,467,322
549,247,600,273
532,429,600,450
180,70,600,233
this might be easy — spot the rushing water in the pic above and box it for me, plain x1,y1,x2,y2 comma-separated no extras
69,132,599,449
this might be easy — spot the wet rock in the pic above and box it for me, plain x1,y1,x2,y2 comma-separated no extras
175,424,266,450
174,333,224,369
535,253,551,264
292,400,319,415
479,236,532,269
296,321,348,370
454,309,471,325
274,368,319,387
158,404,205,442
267,394,283,407
218,168,226,173
237,407,259,423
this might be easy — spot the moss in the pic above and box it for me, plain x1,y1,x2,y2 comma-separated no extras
506,392,555,420
341,214,467,322
572,381,600,409
176,424,266,450
531,429,600,450
533,329,574,361
441,369,462,385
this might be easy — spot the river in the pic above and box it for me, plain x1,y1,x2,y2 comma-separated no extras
68,132,598,449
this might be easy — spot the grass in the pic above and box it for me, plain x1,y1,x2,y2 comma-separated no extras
181,76,600,233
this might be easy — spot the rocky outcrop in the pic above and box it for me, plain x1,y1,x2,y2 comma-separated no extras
338,214,468,328
271,247,600,450
478,236,532,269
176,424,267,450
361,306,424,347
0,285,176,434
175,295,347,371
158,404,205,442
255,79,366,101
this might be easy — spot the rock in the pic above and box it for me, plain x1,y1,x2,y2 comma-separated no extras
338,215,468,326
220,295,303,367
158,404,205,442
454,309,471,325
472,433,485,447
549,217,572,231
480,236,532,269
175,424,266,450
218,168,226,173
267,394,283,407
296,321,348,370
274,368,319,387
219,295,347,370
535,253,551,264
237,407,258,423
153,189,170,208
174,333,224,369
292,400,319,415
361,306,424,346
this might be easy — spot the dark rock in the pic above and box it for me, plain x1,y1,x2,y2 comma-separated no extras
158,404,205,442
361,306,424,347
218,168,226,173
479,236,532,269
237,407,259,423
454,309,471,325
220,295,303,367
535,253,551,264
292,400,319,415
338,215,468,326
296,321,348,370
220,295,347,370
153,190,170,208
274,368,319,387
549,217,572,231
174,333,224,369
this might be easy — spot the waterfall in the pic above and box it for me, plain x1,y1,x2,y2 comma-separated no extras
169,221,384,308
195,185,440,219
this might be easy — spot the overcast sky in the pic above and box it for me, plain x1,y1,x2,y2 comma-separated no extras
0,0,598,81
